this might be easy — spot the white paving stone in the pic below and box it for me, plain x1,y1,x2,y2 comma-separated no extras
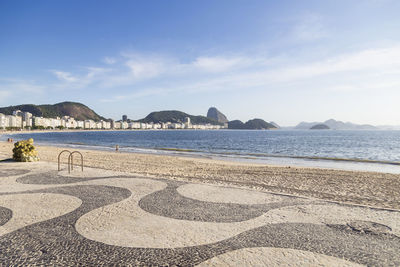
0,193,82,236
196,247,364,267
261,204,400,237
177,183,290,204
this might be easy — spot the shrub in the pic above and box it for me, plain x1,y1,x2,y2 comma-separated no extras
12,138,40,162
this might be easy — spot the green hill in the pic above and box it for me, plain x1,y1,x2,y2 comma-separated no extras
139,110,222,125
0,102,106,121
228,120,246,129
245,119,277,129
228,118,277,130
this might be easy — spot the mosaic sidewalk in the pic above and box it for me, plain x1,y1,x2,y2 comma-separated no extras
0,162,399,266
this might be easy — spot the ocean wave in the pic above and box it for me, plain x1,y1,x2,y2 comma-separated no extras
150,147,400,166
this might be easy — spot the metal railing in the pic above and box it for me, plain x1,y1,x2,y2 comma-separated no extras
57,150,84,173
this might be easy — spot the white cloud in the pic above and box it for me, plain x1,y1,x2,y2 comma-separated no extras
192,56,246,72
51,71,78,82
86,67,111,78
125,59,165,79
235,45,400,86
103,57,117,64
14,44,400,108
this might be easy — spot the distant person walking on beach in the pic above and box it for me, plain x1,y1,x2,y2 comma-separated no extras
115,145,119,152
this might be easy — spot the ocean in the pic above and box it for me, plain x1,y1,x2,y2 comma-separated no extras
2,129,400,173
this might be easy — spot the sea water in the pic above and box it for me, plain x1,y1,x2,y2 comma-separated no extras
3,130,400,173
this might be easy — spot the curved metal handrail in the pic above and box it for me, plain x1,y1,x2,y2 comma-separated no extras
58,150,72,171
58,150,84,173
68,151,84,172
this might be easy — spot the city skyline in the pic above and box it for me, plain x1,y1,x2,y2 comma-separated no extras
1,0,400,126
0,109,225,130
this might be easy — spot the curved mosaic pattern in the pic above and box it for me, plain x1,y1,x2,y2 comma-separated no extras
177,183,294,204
0,165,399,265
196,247,363,266
0,193,82,236
264,203,400,237
16,171,131,185
139,181,307,222
0,169,30,178
0,207,12,226
76,178,293,248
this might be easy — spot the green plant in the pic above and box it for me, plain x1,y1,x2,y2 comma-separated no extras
12,138,39,162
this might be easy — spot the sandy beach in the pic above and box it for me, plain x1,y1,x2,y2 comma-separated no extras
1,141,399,210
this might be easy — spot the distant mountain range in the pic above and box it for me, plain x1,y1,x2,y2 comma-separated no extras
0,102,106,121
294,119,377,130
6,102,392,131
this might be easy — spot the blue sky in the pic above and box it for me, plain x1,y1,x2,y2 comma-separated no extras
1,0,400,126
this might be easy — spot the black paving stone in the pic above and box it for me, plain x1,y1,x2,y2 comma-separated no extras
0,169,30,178
139,181,305,223
0,206,12,226
16,171,131,184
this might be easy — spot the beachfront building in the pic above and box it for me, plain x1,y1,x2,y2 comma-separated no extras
128,122,140,129
100,120,111,129
184,117,192,129
153,123,161,129
0,113,6,129
39,117,62,128
64,117,77,128
22,112,33,128
52,118,62,128
33,117,45,128
12,110,23,117
109,120,114,129
33,117,59,128
121,121,128,129
78,121,85,128
6,115,23,128
84,120,96,129
114,121,122,129
168,123,185,129
2,109,224,131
